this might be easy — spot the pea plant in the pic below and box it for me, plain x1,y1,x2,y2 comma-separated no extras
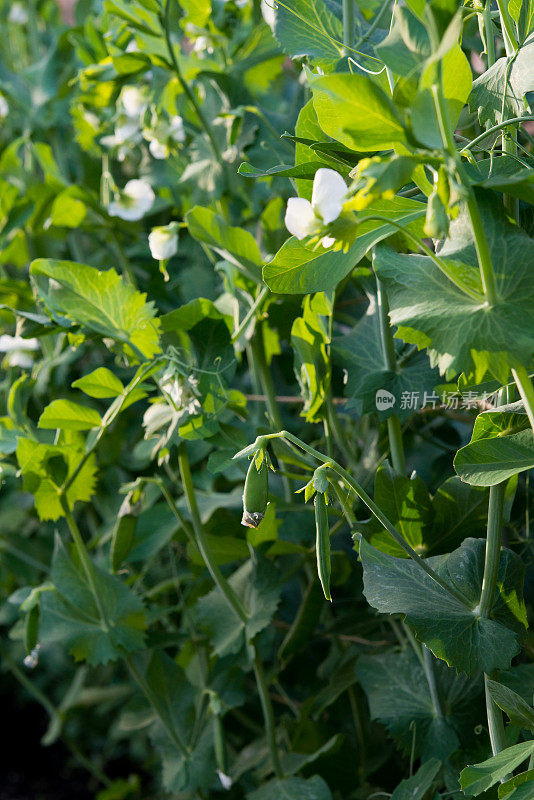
1,0,534,798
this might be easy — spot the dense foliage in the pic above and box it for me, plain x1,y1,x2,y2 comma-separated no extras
1,0,534,798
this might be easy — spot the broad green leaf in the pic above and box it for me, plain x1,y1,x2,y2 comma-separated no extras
357,647,480,759
312,73,407,151
486,678,534,730
374,192,534,376
291,294,329,422
195,557,281,656
430,477,488,553
500,772,534,800
104,0,161,35
185,207,263,281
264,198,425,294
130,650,216,793
38,399,102,431
454,429,534,486
30,259,161,360
360,536,526,674
411,45,472,148
272,0,343,61
332,290,439,422
391,759,442,800
49,189,87,228
466,157,534,206
238,161,347,181
294,100,349,201
375,6,430,76
40,536,146,664
354,464,432,557
460,741,534,796
16,432,97,521
469,34,534,126
72,367,124,398
247,775,332,800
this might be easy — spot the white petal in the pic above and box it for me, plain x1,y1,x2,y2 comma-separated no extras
120,86,147,118
285,197,317,239
0,96,8,118
149,139,169,159
261,0,276,28
311,168,347,224
149,227,178,260
170,116,185,143
321,235,335,248
0,335,39,352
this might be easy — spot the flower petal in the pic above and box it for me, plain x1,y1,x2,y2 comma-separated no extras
285,197,317,239
311,168,347,224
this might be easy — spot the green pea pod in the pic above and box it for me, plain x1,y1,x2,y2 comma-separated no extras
242,458,268,528
315,492,332,601
110,495,140,572
24,605,40,655
423,190,449,239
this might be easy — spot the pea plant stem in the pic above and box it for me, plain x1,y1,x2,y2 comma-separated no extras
342,0,355,49
176,443,284,779
460,116,534,152
376,277,406,475
177,443,249,624
483,0,495,67
163,0,224,167
257,431,470,606
422,644,443,718
430,81,497,307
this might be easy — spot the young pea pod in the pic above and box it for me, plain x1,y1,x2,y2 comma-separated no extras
110,492,142,572
24,604,40,655
314,491,332,601
424,189,449,239
241,456,268,528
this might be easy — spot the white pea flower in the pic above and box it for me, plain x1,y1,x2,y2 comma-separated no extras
108,179,155,221
194,35,214,55
162,374,201,416
0,335,40,368
285,168,347,243
9,3,28,23
169,115,185,143
119,85,147,119
149,139,169,160
149,222,179,261
0,95,8,119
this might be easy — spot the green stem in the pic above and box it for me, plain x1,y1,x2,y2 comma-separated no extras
422,645,443,718
511,366,534,436
163,0,224,166
460,116,534,152
431,83,498,306
252,643,284,779
376,277,406,474
177,443,249,624
496,0,518,54
342,0,355,49
231,286,269,343
485,673,508,757
260,432,470,606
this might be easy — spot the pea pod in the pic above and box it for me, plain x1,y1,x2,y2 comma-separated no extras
24,604,40,655
241,457,268,528
315,491,332,601
110,494,141,572
424,189,449,239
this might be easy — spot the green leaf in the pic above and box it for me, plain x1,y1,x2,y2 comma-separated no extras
499,772,534,800
291,294,329,422
264,198,425,294
49,189,87,228
16,432,97,521
195,557,281,656
430,477,488,553
390,759,442,800
293,100,350,201
238,161,346,181
72,367,124,399
486,678,534,730
460,741,534,796
272,0,343,61
247,775,332,800
469,34,534,126
374,191,534,376
185,207,263,281
30,259,161,360
40,536,146,664
360,536,526,675
357,648,477,760
312,73,407,151
38,399,102,431
355,464,432,557
454,429,534,486
332,289,439,422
